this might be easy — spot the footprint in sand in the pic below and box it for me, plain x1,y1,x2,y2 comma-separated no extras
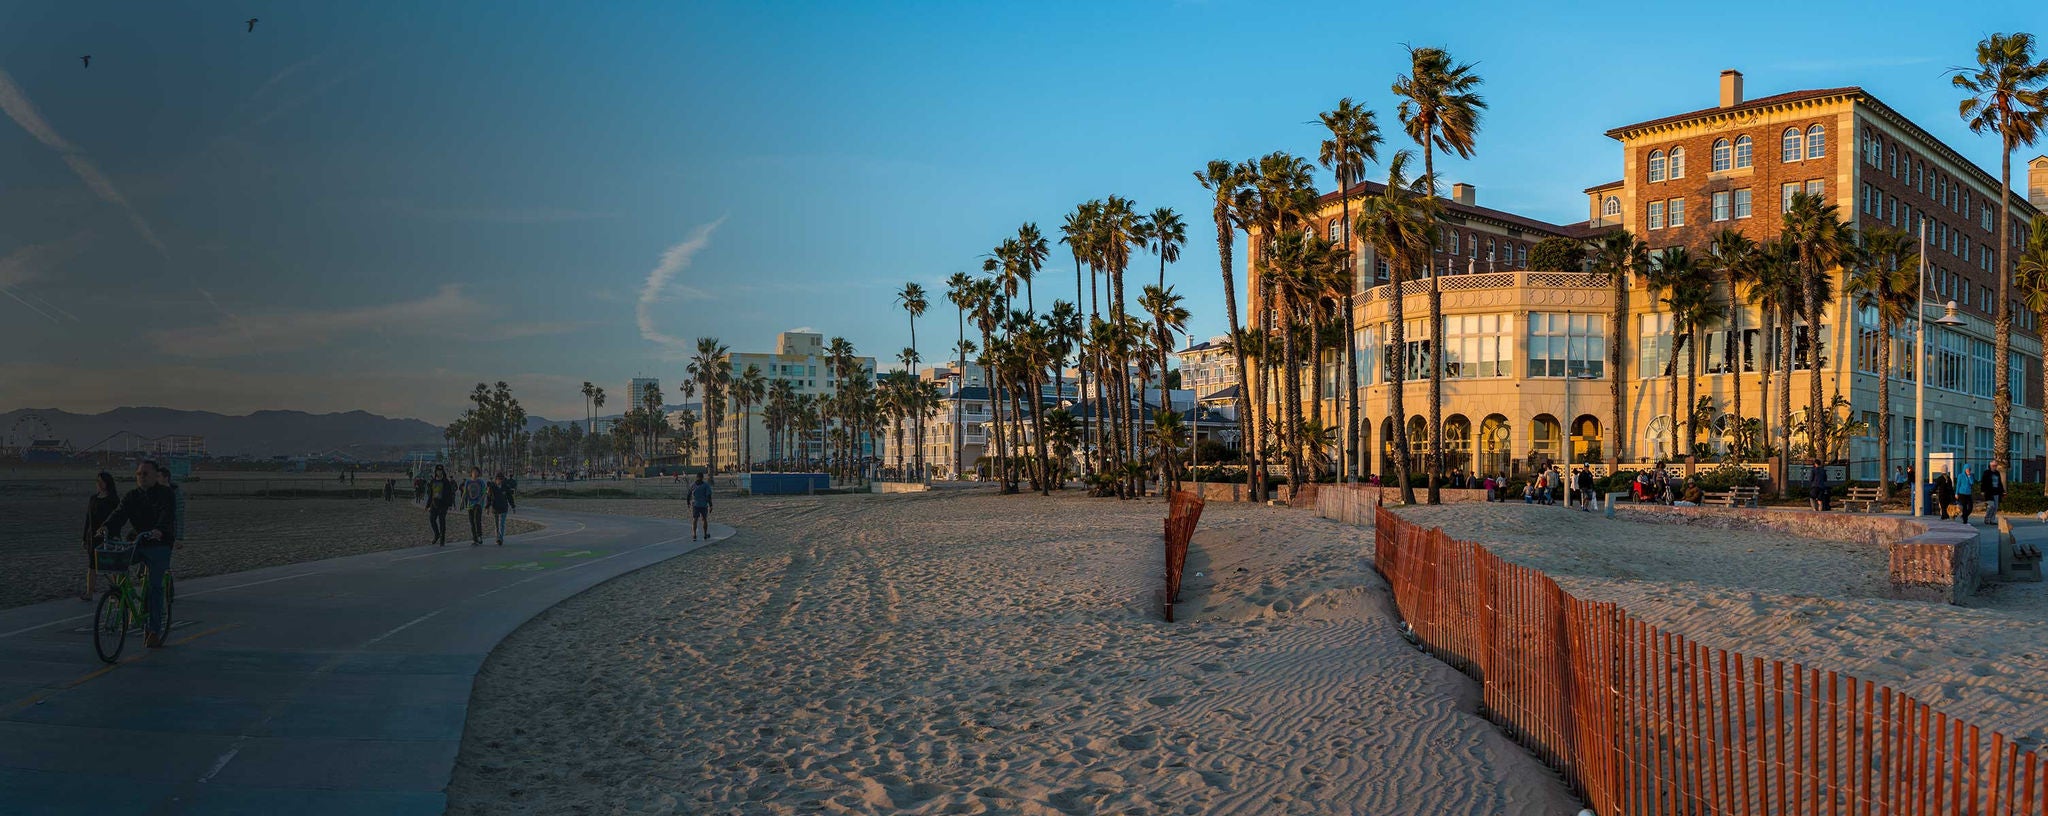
1118,732,1159,750
1146,695,1183,708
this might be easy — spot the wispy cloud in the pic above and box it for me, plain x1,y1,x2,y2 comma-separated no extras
380,199,621,224
151,285,591,358
0,232,92,322
637,218,725,352
153,284,483,357
0,69,166,254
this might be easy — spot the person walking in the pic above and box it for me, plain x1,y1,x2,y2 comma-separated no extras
80,471,120,600
1575,467,1595,512
383,478,395,502
1956,464,1977,525
1932,468,1955,521
1808,464,1831,512
98,461,177,648
462,467,487,546
1982,461,2005,525
426,465,455,545
486,473,513,545
690,473,713,541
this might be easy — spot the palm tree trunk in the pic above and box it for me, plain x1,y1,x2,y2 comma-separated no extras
1668,333,1684,460
1806,274,1825,467
1685,327,1699,458
1427,259,1444,504
1779,303,1795,497
1994,150,2014,473
1032,369,1051,496
1611,270,1627,466
1390,267,1414,504
1219,222,1258,502
1878,314,1894,501
1729,278,1743,458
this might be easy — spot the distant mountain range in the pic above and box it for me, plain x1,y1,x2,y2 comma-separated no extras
2,404,700,460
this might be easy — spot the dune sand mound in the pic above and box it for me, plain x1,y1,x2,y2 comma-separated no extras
450,492,1580,815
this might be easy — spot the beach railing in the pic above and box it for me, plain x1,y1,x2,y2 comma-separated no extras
1373,504,2046,815
1161,490,1206,622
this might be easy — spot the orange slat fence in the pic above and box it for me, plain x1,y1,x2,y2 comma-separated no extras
1373,504,2045,815
1161,490,1206,622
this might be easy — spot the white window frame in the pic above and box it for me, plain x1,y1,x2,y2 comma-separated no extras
1711,139,1731,172
1733,136,1752,168
1648,149,1666,183
1806,125,1826,159
1783,128,1803,163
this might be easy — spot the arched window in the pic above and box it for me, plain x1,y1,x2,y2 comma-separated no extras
1783,128,1802,162
1806,124,1826,159
1711,139,1731,171
1669,147,1685,178
1602,196,1621,218
1733,136,1752,168
1648,150,1666,182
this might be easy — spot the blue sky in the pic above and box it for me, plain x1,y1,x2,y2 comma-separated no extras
2,0,2041,423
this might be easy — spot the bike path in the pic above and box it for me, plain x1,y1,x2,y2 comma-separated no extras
0,506,730,815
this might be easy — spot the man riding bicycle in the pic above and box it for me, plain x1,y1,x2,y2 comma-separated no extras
99,460,178,648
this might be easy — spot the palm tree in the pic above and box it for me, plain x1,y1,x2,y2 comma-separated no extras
1141,284,1190,489
589,386,607,467
1243,153,1318,494
580,381,596,437
2017,216,2048,461
1589,230,1649,466
1747,238,1805,492
1954,32,2048,473
1393,44,1485,505
1320,97,1383,483
687,338,728,483
1848,227,1919,499
945,271,976,479
1150,410,1189,494
1195,160,1261,498
1650,248,1726,459
1145,207,1185,414
1016,223,1050,313
734,364,766,474
967,280,1010,490
1782,192,1851,466
1707,229,1760,452
1355,151,1438,504
898,281,929,477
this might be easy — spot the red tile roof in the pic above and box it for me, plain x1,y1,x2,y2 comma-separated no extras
1604,87,1860,139
1320,180,1573,237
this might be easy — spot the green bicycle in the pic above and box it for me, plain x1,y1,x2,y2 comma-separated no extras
91,538,175,663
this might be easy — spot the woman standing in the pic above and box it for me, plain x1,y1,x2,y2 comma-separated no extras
81,472,119,600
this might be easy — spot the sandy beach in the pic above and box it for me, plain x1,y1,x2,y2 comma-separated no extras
448,492,1581,815
1396,502,2048,753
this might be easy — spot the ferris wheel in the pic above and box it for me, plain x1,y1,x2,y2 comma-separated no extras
7,413,54,450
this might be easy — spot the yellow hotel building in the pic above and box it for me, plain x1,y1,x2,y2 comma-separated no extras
1252,70,2048,482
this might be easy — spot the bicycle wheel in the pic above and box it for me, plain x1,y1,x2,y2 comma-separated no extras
93,586,128,663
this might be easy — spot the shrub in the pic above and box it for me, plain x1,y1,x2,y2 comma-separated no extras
1529,237,1587,272
1688,464,1759,492
2000,482,2046,515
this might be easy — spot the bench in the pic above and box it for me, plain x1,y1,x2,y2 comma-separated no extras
1702,486,1761,508
1842,486,1884,513
1995,517,2043,582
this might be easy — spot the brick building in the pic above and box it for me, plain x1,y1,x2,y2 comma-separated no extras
1242,69,2048,482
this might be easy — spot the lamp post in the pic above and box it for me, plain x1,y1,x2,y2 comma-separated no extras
1913,218,1968,517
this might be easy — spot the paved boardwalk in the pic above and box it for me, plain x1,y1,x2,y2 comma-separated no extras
0,506,728,815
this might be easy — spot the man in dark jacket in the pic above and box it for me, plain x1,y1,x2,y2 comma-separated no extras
1982,461,2006,524
99,460,177,647
1808,464,1831,512
426,465,455,545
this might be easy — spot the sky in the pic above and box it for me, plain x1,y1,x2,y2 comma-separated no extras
2,0,2042,425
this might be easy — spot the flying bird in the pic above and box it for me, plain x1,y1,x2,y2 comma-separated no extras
246,18,258,32
80,55,90,68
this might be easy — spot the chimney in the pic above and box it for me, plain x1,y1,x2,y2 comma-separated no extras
1719,70,1744,108
2030,155,2048,210
1451,183,1475,206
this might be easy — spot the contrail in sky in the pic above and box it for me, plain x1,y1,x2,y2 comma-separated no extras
0,69,167,254
637,218,726,352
